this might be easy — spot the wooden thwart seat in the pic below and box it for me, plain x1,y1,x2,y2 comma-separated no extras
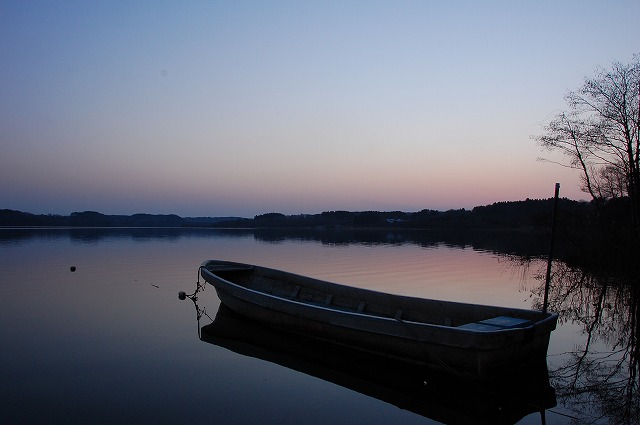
290,285,300,299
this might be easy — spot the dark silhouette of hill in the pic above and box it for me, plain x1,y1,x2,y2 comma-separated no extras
0,210,241,227
212,198,592,231
0,198,594,230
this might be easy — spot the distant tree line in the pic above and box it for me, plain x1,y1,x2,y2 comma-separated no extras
0,198,621,235
0,197,631,239
210,198,593,231
0,210,238,227
0,198,597,230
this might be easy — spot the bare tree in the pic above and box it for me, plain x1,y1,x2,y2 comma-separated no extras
536,55,640,233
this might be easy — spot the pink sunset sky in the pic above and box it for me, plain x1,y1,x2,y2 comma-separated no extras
1,1,638,217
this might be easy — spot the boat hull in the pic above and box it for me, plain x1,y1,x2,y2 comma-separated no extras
200,260,557,378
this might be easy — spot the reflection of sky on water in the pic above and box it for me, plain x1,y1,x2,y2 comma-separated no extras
1,229,563,424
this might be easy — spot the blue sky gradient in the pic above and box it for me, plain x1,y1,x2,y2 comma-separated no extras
2,1,639,217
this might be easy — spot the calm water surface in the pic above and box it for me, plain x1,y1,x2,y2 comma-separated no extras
0,228,607,424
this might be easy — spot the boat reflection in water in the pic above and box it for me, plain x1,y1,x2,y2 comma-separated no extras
198,304,556,425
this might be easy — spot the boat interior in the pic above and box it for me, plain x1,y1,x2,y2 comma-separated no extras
204,263,548,329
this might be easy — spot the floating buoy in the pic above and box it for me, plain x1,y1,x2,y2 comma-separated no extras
70,266,76,272
178,291,186,300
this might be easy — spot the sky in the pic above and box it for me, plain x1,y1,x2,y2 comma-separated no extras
1,1,639,218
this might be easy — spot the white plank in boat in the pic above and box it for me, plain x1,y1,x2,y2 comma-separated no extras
458,316,532,331
479,316,532,328
457,323,502,332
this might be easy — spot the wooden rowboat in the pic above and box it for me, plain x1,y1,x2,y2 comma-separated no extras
199,259,558,378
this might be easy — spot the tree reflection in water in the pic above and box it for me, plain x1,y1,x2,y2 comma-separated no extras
532,262,640,424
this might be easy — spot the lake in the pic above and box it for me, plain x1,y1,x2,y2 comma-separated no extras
0,228,633,424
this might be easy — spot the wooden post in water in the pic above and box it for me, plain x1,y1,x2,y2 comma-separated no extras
542,183,560,314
